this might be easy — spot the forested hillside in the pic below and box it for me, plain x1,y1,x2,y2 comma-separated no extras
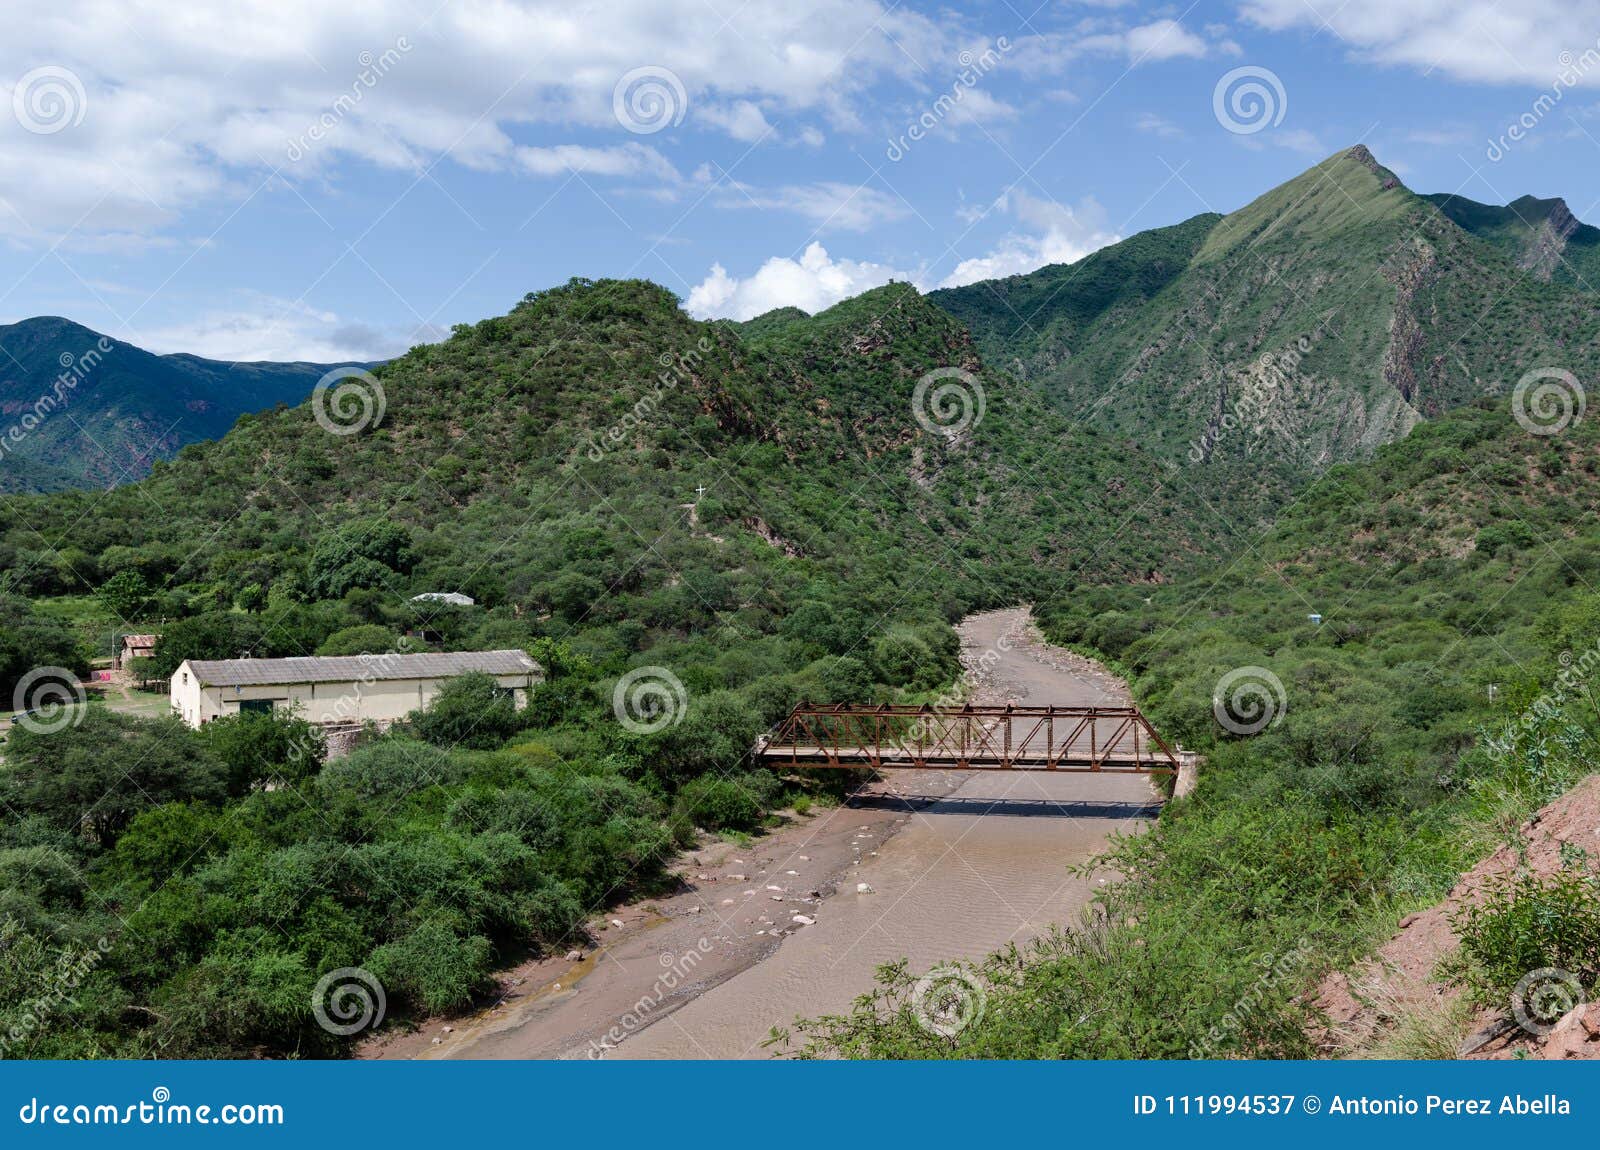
4,149,1597,1062
935,146,1600,528
785,393,1600,1057
0,317,360,494
0,277,1227,1058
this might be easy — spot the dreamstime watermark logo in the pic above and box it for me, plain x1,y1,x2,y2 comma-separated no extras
11,65,87,134
912,367,985,440
587,938,714,1057
10,666,87,735
613,66,687,134
886,38,1012,161
286,37,412,162
1511,367,1584,436
1486,39,1600,162
582,336,712,461
612,666,688,734
1212,666,1286,736
1511,967,1586,1036
1484,636,1600,761
0,336,112,469
312,366,386,436
16,1088,284,1127
310,967,386,1036
1212,66,1287,135
911,964,986,1039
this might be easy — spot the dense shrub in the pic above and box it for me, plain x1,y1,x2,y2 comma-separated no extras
1450,869,1600,1008
673,770,779,832
408,672,523,750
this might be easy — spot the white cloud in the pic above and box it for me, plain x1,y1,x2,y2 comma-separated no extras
939,191,1120,287
718,181,911,231
1235,126,1326,155
698,100,776,143
0,0,951,243
136,295,438,362
1124,19,1212,63
686,243,918,320
1018,17,1227,73
1135,111,1184,137
1238,0,1600,86
514,142,681,180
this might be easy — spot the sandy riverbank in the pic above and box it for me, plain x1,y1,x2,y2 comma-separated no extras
366,606,1161,1060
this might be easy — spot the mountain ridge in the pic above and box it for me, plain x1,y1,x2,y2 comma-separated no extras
932,144,1600,528
0,316,369,494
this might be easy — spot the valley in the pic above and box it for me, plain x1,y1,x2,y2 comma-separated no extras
0,317,367,494
2,146,1598,1063
375,608,1155,1060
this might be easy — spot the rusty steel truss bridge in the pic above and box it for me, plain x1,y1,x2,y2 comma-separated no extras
754,702,1183,775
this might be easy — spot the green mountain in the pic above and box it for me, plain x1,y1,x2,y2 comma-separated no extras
933,146,1600,527
0,317,363,494
0,279,1236,1059
1424,191,1600,288
0,279,1223,619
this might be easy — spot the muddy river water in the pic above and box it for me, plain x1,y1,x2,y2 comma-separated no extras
374,607,1160,1060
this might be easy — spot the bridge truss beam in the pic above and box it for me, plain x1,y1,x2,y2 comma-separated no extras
755,702,1179,774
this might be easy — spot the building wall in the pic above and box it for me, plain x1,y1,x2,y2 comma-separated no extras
170,662,537,728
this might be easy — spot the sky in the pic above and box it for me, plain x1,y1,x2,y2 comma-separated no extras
2,0,1599,362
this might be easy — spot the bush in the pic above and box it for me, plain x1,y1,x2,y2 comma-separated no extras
315,624,403,656
673,772,778,832
201,710,326,792
318,739,460,800
1449,868,1600,1008
409,672,523,750
369,920,494,1014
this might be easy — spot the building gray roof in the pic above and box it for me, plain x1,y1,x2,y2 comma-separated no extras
183,649,540,688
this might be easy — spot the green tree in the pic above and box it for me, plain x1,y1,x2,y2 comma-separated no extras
149,611,264,678
308,521,416,599
315,623,402,656
96,570,154,622
200,710,326,793
408,672,522,750
0,595,85,698
1,711,227,848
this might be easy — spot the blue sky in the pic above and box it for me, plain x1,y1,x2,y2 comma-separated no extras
2,0,1599,361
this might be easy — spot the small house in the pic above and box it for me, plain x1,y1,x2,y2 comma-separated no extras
169,649,541,729
410,592,475,607
119,633,158,670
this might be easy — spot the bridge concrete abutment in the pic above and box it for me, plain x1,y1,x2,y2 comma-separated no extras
1174,749,1201,798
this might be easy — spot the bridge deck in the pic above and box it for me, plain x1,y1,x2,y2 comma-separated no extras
755,703,1180,774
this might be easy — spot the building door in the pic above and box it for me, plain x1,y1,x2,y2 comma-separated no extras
239,699,278,715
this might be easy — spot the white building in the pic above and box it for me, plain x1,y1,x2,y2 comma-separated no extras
169,649,541,729
410,592,475,607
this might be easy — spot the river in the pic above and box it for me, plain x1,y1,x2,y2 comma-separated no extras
370,607,1161,1060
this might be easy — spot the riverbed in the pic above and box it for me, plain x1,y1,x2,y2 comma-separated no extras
367,607,1160,1060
